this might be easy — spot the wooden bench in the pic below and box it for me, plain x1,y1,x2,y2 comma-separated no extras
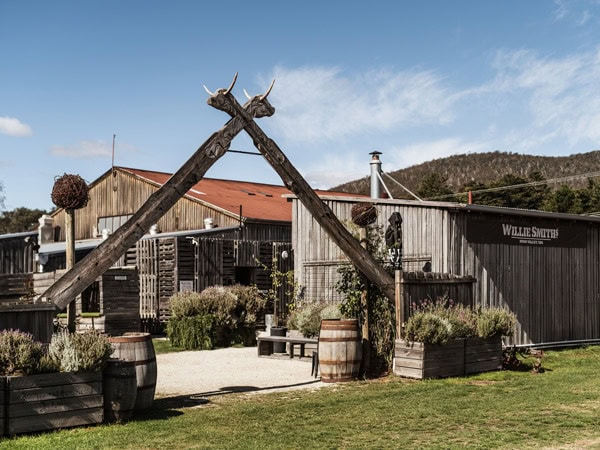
257,335,318,358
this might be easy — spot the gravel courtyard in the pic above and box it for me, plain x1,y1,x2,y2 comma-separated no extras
155,346,326,402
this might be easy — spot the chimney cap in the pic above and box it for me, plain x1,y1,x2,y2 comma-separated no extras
369,151,382,156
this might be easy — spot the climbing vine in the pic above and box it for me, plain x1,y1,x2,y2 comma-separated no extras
335,221,396,376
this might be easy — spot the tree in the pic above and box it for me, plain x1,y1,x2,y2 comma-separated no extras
0,207,48,234
416,173,453,200
462,172,550,210
543,185,580,213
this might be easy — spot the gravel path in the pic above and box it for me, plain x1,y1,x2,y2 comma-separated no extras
155,346,326,400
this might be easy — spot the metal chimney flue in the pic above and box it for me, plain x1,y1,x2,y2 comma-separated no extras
370,151,382,199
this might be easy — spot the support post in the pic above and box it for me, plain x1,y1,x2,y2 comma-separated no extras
395,269,403,338
359,227,370,375
65,209,76,332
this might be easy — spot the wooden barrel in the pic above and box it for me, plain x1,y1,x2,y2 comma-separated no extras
103,359,137,422
318,319,362,383
109,332,157,411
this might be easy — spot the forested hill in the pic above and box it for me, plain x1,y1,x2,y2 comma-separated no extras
332,150,600,198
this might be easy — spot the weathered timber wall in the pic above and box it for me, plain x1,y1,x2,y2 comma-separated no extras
292,196,600,346
0,232,37,275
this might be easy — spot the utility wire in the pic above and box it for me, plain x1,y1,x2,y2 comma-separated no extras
382,172,422,201
421,170,600,201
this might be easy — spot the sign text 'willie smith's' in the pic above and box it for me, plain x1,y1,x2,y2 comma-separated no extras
501,224,559,240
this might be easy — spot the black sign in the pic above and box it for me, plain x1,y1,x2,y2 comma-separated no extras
466,214,587,248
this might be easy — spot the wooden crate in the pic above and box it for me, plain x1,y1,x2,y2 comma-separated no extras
394,339,465,379
465,336,503,374
4,371,103,435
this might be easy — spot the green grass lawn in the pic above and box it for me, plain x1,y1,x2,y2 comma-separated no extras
2,346,600,449
151,337,187,354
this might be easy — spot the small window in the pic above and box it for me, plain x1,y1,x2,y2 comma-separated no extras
81,281,100,313
97,215,133,234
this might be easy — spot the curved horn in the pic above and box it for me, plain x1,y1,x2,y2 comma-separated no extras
243,89,252,100
260,79,276,100
224,72,238,95
203,85,214,96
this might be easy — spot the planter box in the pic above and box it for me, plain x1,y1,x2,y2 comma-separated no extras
393,339,465,379
394,336,503,379
465,336,503,375
3,371,103,435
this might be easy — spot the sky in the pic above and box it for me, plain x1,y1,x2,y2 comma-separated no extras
2,1,600,211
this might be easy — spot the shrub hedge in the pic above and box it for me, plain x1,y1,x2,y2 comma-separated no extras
166,285,266,350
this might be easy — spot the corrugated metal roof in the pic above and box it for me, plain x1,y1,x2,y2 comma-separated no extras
306,195,600,224
0,230,37,241
119,167,358,222
38,226,241,255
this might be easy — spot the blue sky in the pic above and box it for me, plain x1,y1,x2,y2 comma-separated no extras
2,1,600,211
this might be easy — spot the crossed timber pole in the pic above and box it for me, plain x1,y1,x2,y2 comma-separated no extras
43,76,275,309
43,74,395,321
206,82,396,303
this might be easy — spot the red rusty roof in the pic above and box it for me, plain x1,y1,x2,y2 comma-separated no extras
119,167,358,222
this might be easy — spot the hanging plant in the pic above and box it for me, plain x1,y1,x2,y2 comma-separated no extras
51,173,89,209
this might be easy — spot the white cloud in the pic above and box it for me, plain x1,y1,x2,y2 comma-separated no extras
553,0,596,25
486,48,600,147
386,138,490,170
265,66,457,144
0,116,32,137
50,140,113,158
304,153,369,189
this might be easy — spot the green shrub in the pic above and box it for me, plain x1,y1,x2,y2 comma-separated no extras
287,303,343,338
405,297,517,344
320,304,342,321
169,291,204,318
445,304,477,339
404,312,452,345
227,284,266,327
48,330,113,372
167,285,266,348
294,303,325,338
476,307,516,338
0,330,45,376
166,314,213,350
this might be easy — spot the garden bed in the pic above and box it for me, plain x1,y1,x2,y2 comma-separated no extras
2,371,103,436
393,336,503,379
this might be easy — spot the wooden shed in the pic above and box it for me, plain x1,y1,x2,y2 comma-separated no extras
0,231,38,275
291,195,600,347
30,166,305,331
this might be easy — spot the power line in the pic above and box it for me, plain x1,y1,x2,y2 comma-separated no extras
421,170,600,201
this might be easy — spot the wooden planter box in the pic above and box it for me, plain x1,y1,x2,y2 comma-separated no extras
394,336,503,379
3,371,103,435
393,339,465,379
465,336,503,375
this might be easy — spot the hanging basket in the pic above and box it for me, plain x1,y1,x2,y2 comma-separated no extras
351,202,377,227
51,174,89,209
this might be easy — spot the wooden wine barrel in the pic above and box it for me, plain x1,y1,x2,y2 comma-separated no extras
109,332,157,411
103,358,137,422
318,319,362,383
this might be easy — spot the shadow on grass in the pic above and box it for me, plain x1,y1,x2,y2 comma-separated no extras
139,379,323,415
